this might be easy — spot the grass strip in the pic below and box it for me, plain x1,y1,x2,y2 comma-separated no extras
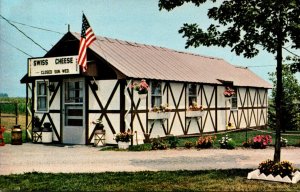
0,170,299,191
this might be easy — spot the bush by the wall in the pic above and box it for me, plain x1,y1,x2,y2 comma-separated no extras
219,135,236,149
165,135,179,149
129,144,152,151
184,141,194,149
151,137,168,150
195,136,216,149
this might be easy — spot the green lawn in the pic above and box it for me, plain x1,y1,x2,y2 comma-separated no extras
0,170,299,191
177,129,300,148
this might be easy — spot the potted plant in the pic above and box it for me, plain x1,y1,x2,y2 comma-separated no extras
186,101,204,117
248,159,300,183
224,87,235,97
93,117,104,130
48,83,55,92
148,103,171,119
131,79,149,99
32,116,42,143
115,129,133,149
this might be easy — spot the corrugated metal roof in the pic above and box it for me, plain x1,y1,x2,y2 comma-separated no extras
72,32,272,88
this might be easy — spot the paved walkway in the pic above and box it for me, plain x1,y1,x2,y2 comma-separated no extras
0,143,299,175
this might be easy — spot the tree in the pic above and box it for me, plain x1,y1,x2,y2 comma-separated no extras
268,65,300,132
287,56,300,73
159,0,300,163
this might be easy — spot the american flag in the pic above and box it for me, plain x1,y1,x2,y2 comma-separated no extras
78,13,96,72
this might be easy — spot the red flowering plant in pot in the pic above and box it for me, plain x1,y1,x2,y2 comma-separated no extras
223,87,235,97
131,79,149,95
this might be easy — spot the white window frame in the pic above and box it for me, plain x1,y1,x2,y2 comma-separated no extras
151,80,162,108
35,80,49,112
188,83,197,106
230,88,238,111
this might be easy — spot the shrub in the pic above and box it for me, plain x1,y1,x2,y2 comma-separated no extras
219,135,235,149
226,140,236,149
151,137,168,150
165,135,179,149
129,144,152,151
251,135,272,149
184,141,194,149
296,140,300,147
242,140,252,148
280,137,288,147
195,136,216,149
258,159,296,179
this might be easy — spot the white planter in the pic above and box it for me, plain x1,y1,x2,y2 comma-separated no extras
186,110,204,118
118,142,130,149
247,169,300,184
148,112,170,120
42,132,52,143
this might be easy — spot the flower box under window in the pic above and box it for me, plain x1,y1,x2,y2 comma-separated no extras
186,110,204,118
148,112,170,120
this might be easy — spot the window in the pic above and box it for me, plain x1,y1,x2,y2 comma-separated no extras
151,81,162,108
231,88,238,110
64,81,84,103
188,84,197,106
36,80,48,111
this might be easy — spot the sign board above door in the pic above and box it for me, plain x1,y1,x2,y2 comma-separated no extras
28,55,80,77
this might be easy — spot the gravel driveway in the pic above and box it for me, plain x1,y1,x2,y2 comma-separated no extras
0,143,299,175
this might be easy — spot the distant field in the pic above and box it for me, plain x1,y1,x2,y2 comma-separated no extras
0,97,27,130
0,97,27,114
0,113,26,131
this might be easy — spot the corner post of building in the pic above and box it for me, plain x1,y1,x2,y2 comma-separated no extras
214,85,218,132
85,77,89,145
120,79,126,133
25,83,29,141
31,81,35,135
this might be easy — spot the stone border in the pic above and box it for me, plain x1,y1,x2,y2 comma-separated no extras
247,169,300,184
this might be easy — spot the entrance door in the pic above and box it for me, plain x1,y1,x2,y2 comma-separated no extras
63,78,85,144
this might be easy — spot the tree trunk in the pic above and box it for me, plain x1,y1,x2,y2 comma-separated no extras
274,30,283,163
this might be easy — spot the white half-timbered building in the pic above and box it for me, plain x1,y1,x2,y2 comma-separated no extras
21,32,272,145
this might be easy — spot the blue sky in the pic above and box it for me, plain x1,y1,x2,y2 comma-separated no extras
1,0,299,97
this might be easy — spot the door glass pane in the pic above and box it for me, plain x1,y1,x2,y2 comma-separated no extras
65,105,83,126
65,81,83,103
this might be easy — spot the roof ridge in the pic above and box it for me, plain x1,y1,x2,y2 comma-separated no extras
72,31,223,61
70,31,271,88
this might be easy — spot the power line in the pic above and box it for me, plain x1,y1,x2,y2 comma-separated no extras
0,37,33,57
0,14,48,52
283,47,300,57
8,19,64,34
